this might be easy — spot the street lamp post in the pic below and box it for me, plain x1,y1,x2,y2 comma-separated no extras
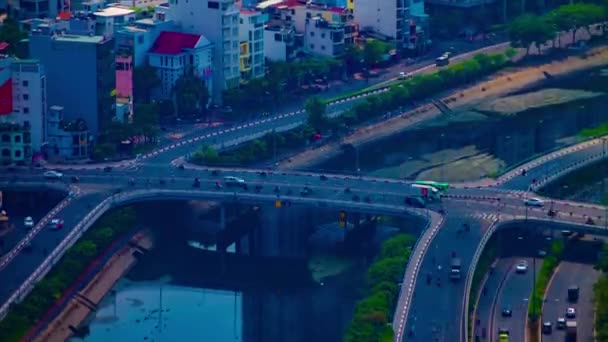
602,138,607,229
440,133,445,181
355,145,360,177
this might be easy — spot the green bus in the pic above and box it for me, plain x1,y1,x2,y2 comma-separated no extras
414,181,449,191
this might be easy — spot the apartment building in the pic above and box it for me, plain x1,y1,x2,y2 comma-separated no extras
169,0,241,104
239,8,267,80
29,31,115,136
303,16,344,57
10,60,47,153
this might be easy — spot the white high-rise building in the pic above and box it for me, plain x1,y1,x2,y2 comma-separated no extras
354,0,407,42
169,0,241,104
10,60,47,153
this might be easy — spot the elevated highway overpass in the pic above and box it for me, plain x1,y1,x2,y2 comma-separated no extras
1,96,608,341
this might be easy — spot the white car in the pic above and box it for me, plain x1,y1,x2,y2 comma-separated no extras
24,216,34,228
515,260,528,273
524,197,545,207
398,71,412,80
566,307,576,318
223,176,245,187
43,170,63,179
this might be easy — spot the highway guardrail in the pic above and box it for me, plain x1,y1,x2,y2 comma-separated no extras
393,211,444,342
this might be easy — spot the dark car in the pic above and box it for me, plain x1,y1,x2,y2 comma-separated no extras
301,187,312,196
71,176,80,183
319,175,328,181
542,321,552,335
501,307,512,317
104,166,112,172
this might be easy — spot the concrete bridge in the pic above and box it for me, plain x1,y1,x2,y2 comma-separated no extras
1,132,608,342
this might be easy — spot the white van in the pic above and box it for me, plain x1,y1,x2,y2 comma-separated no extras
224,176,245,187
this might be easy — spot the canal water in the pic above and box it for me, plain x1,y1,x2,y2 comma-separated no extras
70,202,385,342
315,66,608,182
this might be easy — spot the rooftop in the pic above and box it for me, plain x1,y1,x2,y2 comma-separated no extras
53,34,106,44
94,6,135,17
150,31,203,55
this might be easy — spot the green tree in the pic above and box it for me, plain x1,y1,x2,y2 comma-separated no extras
305,96,327,132
0,18,27,58
548,4,605,46
133,103,160,137
133,65,161,103
362,40,389,68
173,69,209,117
508,14,555,54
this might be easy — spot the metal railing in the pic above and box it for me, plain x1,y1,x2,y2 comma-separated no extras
0,195,110,320
393,211,444,342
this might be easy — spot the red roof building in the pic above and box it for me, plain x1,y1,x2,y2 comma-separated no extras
150,31,203,55
148,31,213,100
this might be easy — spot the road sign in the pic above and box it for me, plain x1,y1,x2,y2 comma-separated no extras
275,200,281,208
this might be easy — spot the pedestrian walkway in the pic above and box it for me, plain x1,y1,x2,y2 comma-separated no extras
34,233,153,342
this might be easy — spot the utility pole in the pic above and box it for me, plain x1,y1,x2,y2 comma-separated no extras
272,128,277,166
355,145,360,177
440,133,445,181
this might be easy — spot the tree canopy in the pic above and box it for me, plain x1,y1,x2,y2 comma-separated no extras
173,70,209,117
508,14,555,54
305,96,327,132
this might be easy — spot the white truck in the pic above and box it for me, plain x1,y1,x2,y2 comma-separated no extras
566,321,577,342
410,184,441,202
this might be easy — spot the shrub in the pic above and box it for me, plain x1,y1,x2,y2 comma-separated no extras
343,234,414,342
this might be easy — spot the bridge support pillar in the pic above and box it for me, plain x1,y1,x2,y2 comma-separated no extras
220,205,226,231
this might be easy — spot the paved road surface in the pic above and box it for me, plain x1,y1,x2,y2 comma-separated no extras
404,203,491,341
475,258,514,341
493,257,538,342
542,261,600,342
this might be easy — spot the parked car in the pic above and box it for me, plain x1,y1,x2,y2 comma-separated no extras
43,170,63,179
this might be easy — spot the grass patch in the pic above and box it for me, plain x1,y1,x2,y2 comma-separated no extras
528,240,565,321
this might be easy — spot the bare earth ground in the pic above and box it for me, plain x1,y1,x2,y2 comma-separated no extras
34,233,154,342
476,88,603,116
277,46,608,173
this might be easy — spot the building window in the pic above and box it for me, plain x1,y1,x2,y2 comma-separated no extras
321,45,325,50
208,1,219,9
310,31,314,37
23,107,29,114
23,94,29,100
1,149,9,156
1,134,9,142
14,135,21,143
14,150,21,157
310,44,314,49
22,80,28,87
306,12,311,18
